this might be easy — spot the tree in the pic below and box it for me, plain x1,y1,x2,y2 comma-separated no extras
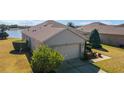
67,22,75,28
0,32,9,39
0,24,9,32
10,24,18,28
89,29,102,48
0,24,9,39
31,45,64,73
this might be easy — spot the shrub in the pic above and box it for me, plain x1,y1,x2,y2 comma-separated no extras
0,32,9,39
12,40,28,51
89,29,102,48
31,45,64,73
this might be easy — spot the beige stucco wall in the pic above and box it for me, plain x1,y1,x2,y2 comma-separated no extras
100,34,124,46
30,38,41,50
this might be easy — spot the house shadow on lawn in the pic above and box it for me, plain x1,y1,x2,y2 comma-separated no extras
10,50,32,63
10,50,26,55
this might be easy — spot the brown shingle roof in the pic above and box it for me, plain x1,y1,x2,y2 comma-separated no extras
79,22,124,35
22,20,87,42
66,27,88,40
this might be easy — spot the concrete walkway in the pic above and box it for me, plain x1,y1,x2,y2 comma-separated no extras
91,55,111,63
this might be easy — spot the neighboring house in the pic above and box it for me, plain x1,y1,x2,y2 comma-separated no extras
22,20,87,60
78,22,124,47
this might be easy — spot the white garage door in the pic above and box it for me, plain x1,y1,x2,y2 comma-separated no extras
53,44,80,60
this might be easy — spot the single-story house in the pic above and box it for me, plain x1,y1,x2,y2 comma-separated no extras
78,22,124,47
22,20,87,60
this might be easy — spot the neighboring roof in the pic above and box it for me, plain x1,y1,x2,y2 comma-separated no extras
79,22,124,35
66,27,88,40
22,20,87,42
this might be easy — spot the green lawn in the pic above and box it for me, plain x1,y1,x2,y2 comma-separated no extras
0,38,32,73
93,44,124,73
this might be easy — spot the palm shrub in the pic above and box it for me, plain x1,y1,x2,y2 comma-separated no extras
31,45,64,73
89,29,102,48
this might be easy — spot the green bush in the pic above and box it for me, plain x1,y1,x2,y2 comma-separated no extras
0,32,9,39
31,45,64,73
12,40,28,51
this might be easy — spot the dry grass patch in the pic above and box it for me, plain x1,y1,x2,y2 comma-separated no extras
93,44,124,73
0,38,32,73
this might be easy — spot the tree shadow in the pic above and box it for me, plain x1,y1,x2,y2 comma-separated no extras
96,47,109,52
119,45,124,49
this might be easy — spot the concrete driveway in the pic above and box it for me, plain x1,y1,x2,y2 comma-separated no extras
56,58,105,73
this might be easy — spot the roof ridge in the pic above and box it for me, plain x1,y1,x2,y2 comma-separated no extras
66,27,88,40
